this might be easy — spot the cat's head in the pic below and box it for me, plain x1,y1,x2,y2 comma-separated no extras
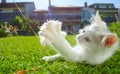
76,11,118,48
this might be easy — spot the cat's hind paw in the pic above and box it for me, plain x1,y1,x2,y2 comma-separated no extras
42,56,54,61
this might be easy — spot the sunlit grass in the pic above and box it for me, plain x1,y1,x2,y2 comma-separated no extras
0,36,120,74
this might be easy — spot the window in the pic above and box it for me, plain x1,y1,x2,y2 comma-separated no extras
99,5,107,8
13,9,19,13
108,5,114,8
53,12,58,15
0,10,2,12
0,10,2,19
96,5,99,8
66,12,73,16
94,5,97,8
81,13,85,19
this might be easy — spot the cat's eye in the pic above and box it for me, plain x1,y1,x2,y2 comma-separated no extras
79,29,85,34
83,30,85,33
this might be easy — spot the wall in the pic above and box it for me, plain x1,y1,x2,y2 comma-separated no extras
25,3,35,17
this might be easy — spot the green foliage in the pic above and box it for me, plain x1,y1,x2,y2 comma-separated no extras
9,16,40,35
108,21,120,37
0,24,9,37
9,16,23,29
0,36,120,74
80,20,90,28
0,21,3,25
22,17,39,32
0,27,7,37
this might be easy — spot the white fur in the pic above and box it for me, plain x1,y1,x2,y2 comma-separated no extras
38,12,118,64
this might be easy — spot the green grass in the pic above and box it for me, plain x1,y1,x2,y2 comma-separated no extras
0,36,120,74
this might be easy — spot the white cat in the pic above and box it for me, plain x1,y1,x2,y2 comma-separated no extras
38,11,118,65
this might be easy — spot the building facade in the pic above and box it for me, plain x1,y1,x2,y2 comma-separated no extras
118,7,120,19
32,2,95,33
32,6,82,33
80,2,95,21
32,2,118,33
0,0,35,22
89,3,118,23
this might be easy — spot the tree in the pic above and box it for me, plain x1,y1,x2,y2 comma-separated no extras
9,16,23,29
108,21,120,37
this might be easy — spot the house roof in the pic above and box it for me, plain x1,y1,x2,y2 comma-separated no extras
90,3,114,5
0,2,34,8
33,5,82,13
88,3,118,11
33,3,118,13
33,9,48,13
50,5,81,11
89,3,115,8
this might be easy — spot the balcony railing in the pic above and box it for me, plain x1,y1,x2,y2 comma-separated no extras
0,12,23,21
30,14,81,22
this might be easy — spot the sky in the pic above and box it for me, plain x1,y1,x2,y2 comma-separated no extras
1,0,120,9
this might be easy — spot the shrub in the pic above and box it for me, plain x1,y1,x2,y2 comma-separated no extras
108,21,120,37
0,27,8,37
9,16,24,29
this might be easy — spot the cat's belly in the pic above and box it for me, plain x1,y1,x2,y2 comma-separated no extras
85,51,114,64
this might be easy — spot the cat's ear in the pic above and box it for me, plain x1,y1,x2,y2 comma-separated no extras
101,34,118,47
95,11,103,25
93,11,107,28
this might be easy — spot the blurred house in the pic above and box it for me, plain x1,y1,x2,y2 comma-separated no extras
118,7,120,19
80,2,95,21
0,0,35,22
32,6,81,33
31,2,118,33
89,3,118,23
32,2,95,33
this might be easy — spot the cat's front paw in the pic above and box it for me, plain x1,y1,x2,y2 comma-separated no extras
39,20,67,46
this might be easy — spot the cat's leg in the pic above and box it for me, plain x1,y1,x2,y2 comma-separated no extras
39,20,81,62
42,54,61,61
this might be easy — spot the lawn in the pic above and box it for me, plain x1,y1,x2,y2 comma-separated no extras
0,36,120,74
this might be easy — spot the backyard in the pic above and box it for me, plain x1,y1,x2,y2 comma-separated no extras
0,35,120,74
0,0,120,73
